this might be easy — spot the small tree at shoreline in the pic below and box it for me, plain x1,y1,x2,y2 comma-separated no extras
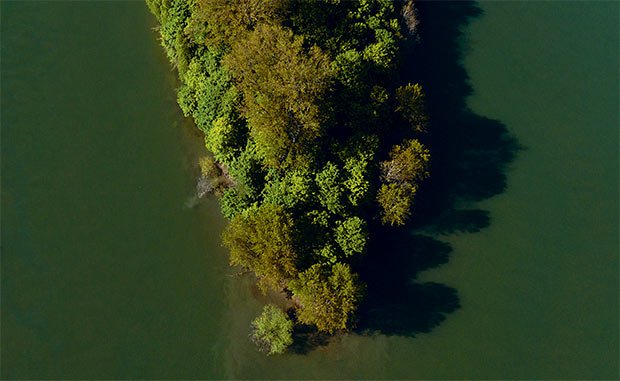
250,305,294,355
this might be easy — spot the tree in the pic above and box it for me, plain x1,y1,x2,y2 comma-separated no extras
177,48,240,134
376,182,415,226
204,117,246,166
314,242,338,264
315,162,345,214
261,169,313,210
147,0,193,74
222,203,298,292
377,139,429,225
396,83,429,132
250,305,293,355
196,0,287,47
380,138,430,184
219,187,251,220
226,142,265,201
334,217,367,257
224,23,333,168
289,263,364,333
343,152,371,206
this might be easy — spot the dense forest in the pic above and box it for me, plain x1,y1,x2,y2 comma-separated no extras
146,0,430,354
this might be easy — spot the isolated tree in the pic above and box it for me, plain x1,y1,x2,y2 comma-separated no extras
250,304,293,355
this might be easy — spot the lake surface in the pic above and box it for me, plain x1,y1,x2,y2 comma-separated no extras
1,2,230,378
2,1,618,379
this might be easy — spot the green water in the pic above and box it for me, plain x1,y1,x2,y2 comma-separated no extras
2,1,618,379
1,2,230,378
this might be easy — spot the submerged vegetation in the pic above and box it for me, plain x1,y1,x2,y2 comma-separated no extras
147,0,430,353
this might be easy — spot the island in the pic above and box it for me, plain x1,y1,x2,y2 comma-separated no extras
146,0,430,355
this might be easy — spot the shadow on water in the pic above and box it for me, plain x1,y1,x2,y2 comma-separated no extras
355,1,521,337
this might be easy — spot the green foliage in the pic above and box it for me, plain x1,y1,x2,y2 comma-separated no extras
380,139,430,185
376,182,415,226
149,0,432,343
315,243,338,264
333,49,365,92
377,139,429,226
289,263,364,333
250,305,293,355
315,162,345,214
369,85,390,118
362,27,398,69
346,0,401,69
334,217,367,257
219,187,251,220
224,23,333,168
308,209,330,228
145,0,164,21
222,203,298,292
198,155,220,178
197,0,287,48
262,169,313,210
149,0,193,74
204,117,246,165
396,83,429,132
177,49,240,134
343,152,371,206
226,142,265,201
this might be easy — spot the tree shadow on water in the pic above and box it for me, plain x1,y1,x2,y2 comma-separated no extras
357,230,459,336
356,1,521,337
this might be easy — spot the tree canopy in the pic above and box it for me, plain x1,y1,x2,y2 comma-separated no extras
250,304,294,355
289,263,364,334
148,0,431,352
222,203,298,292
224,23,333,168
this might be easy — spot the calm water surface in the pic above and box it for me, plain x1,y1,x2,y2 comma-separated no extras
2,1,618,379
2,2,230,378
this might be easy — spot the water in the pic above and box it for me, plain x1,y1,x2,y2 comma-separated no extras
1,2,230,378
2,1,618,379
